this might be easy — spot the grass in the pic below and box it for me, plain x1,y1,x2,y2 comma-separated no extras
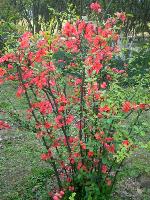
0,127,53,200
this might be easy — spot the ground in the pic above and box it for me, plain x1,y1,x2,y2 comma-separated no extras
0,125,53,200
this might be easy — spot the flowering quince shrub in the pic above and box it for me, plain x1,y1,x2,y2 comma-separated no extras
0,2,149,199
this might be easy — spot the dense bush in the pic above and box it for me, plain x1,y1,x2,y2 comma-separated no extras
0,2,149,199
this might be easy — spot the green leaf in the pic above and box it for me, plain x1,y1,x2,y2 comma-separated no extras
106,119,113,124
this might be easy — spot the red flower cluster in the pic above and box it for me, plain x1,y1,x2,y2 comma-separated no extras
122,101,149,113
122,140,130,147
90,2,102,13
115,12,126,22
41,150,52,161
122,101,131,112
0,120,11,129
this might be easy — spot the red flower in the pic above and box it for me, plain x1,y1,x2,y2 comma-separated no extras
102,164,107,173
115,12,126,22
122,140,129,147
41,153,48,161
95,131,104,141
106,74,112,81
55,115,65,128
99,105,110,113
44,122,52,129
53,196,59,200
69,186,74,191
6,75,15,80
66,177,72,183
56,95,67,105
8,64,13,69
73,152,80,158
101,82,107,89
90,2,102,13
0,68,6,76
88,150,94,157
92,62,103,74
139,103,146,110
58,106,65,112
77,20,86,34
0,120,11,129
33,101,52,115
112,68,125,74
20,40,29,48
16,86,25,98
53,191,64,199
0,79,4,85
104,143,115,153
41,150,52,161
105,137,113,142
36,131,45,139
60,191,64,196
122,101,131,112
77,161,83,170
132,103,139,110
74,78,82,85
95,132,101,140
22,70,33,80
63,22,77,37
66,115,74,125
80,141,86,150
69,157,75,164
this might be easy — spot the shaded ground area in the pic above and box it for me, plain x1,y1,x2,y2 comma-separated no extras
114,150,150,200
0,125,150,199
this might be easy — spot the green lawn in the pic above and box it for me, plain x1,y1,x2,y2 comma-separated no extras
0,127,54,200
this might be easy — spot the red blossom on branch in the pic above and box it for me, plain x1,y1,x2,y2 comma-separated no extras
41,150,52,161
90,2,102,13
122,101,132,112
102,164,107,173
